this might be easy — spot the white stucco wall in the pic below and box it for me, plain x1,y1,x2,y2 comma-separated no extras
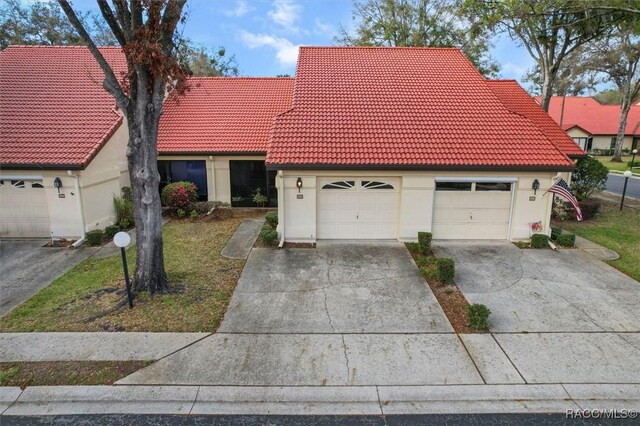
278,169,559,242
566,128,635,151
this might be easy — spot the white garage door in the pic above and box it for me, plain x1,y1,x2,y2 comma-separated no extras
0,179,51,238
432,180,513,240
317,178,399,239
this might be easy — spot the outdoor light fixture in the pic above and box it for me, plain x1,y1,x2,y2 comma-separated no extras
114,231,134,308
632,149,638,171
532,179,540,195
296,177,303,193
53,177,63,193
620,170,633,211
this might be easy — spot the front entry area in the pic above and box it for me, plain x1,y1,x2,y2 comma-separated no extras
317,178,399,239
432,179,514,240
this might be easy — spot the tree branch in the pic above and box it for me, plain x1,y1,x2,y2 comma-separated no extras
96,0,127,46
57,0,129,110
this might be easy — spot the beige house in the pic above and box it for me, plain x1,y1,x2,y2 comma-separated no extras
268,48,584,243
0,46,129,240
541,96,640,153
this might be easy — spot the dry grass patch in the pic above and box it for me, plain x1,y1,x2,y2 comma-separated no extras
0,214,263,332
0,361,147,389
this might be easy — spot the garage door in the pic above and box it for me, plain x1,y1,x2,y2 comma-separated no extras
0,179,50,238
432,180,513,240
317,178,399,239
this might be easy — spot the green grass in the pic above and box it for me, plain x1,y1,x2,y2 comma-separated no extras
555,201,640,281
593,155,634,172
0,215,259,332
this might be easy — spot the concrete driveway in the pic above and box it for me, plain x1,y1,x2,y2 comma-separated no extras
433,241,640,332
0,240,99,316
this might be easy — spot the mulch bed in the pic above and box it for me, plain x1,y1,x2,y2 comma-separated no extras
405,243,485,334
0,361,147,389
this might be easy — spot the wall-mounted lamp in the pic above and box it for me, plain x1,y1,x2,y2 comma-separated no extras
532,179,540,195
53,177,63,193
296,177,303,193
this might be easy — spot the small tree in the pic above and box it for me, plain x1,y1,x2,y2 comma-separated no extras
570,156,608,201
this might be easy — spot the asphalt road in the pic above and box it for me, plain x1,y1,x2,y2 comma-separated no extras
605,173,640,199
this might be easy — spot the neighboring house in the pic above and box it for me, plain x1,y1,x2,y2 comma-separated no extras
0,46,129,239
268,47,582,242
156,77,293,207
537,96,640,153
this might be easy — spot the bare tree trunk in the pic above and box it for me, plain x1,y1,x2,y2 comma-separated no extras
128,87,167,294
540,69,554,112
612,100,631,162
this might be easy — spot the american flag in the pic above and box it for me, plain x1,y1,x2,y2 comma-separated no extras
546,178,583,221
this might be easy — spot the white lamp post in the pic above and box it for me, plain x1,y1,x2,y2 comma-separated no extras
620,170,633,211
632,149,638,171
113,231,133,308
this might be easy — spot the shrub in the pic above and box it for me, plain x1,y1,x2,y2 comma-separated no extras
436,257,455,284
114,195,134,228
161,181,198,208
550,227,562,241
260,227,278,245
119,218,132,230
468,304,491,330
190,210,199,219
556,233,576,247
231,196,244,207
578,199,601,221
252,187,268,207
551,197,570,221
121,186,133,202
627,160,640,169
417,232,432,255
570,156,608,200
176,208,186,218
265,211,278,227
531,234,549,248
85,229,104,246
104,225,119,239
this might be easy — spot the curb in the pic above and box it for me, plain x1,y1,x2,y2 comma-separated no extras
1,384,640,417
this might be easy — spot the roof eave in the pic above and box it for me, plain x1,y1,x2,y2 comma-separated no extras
266,163,576,172
0,163,85,171
158,151,267,156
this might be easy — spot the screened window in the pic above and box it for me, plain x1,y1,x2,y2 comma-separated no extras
361,180,394,189
435,182,472,191
476,182,512,191
322,181,355,189
610,137,617,149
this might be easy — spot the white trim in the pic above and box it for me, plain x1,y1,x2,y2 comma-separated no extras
434,176,518,183
0,175,43,181
507,184,516,240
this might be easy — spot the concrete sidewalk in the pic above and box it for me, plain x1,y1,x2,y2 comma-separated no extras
1,384,639,417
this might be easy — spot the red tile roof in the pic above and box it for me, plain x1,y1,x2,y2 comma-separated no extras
536,96,640,136
267,47,574,170
487,80,585,157
0,45,126,168
158,77,294,154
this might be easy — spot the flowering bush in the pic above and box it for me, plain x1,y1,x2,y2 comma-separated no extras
161,181,198,208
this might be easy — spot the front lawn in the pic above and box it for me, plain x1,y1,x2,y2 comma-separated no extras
555,201,640,282
0,214,260,332
593,155,633,173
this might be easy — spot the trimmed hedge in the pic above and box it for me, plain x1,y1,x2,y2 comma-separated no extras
556,233,576,247
418,232,432,255
104,225,119,239
550,227,562,241
436,257,455,284
531,234,549,248
85,229,104,246
468,304,491,330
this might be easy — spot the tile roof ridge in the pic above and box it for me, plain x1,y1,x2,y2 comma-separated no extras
5,44,121,49
299,45,461,50
188,76,294,80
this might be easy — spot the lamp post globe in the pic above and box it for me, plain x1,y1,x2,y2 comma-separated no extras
113,231,131,248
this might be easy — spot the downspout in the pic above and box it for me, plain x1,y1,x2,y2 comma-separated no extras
67,170,87,248
277,170,285,249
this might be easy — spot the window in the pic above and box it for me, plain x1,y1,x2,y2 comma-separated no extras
31,182,44,188
361,180,394,189
476,182,511,191
633,137,639,151
611,137,617,150
11,180,25,188
322,181,355,189
435,182,472,191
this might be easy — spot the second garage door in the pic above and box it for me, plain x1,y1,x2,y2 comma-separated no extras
317,178,399,239
432,180,514,240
